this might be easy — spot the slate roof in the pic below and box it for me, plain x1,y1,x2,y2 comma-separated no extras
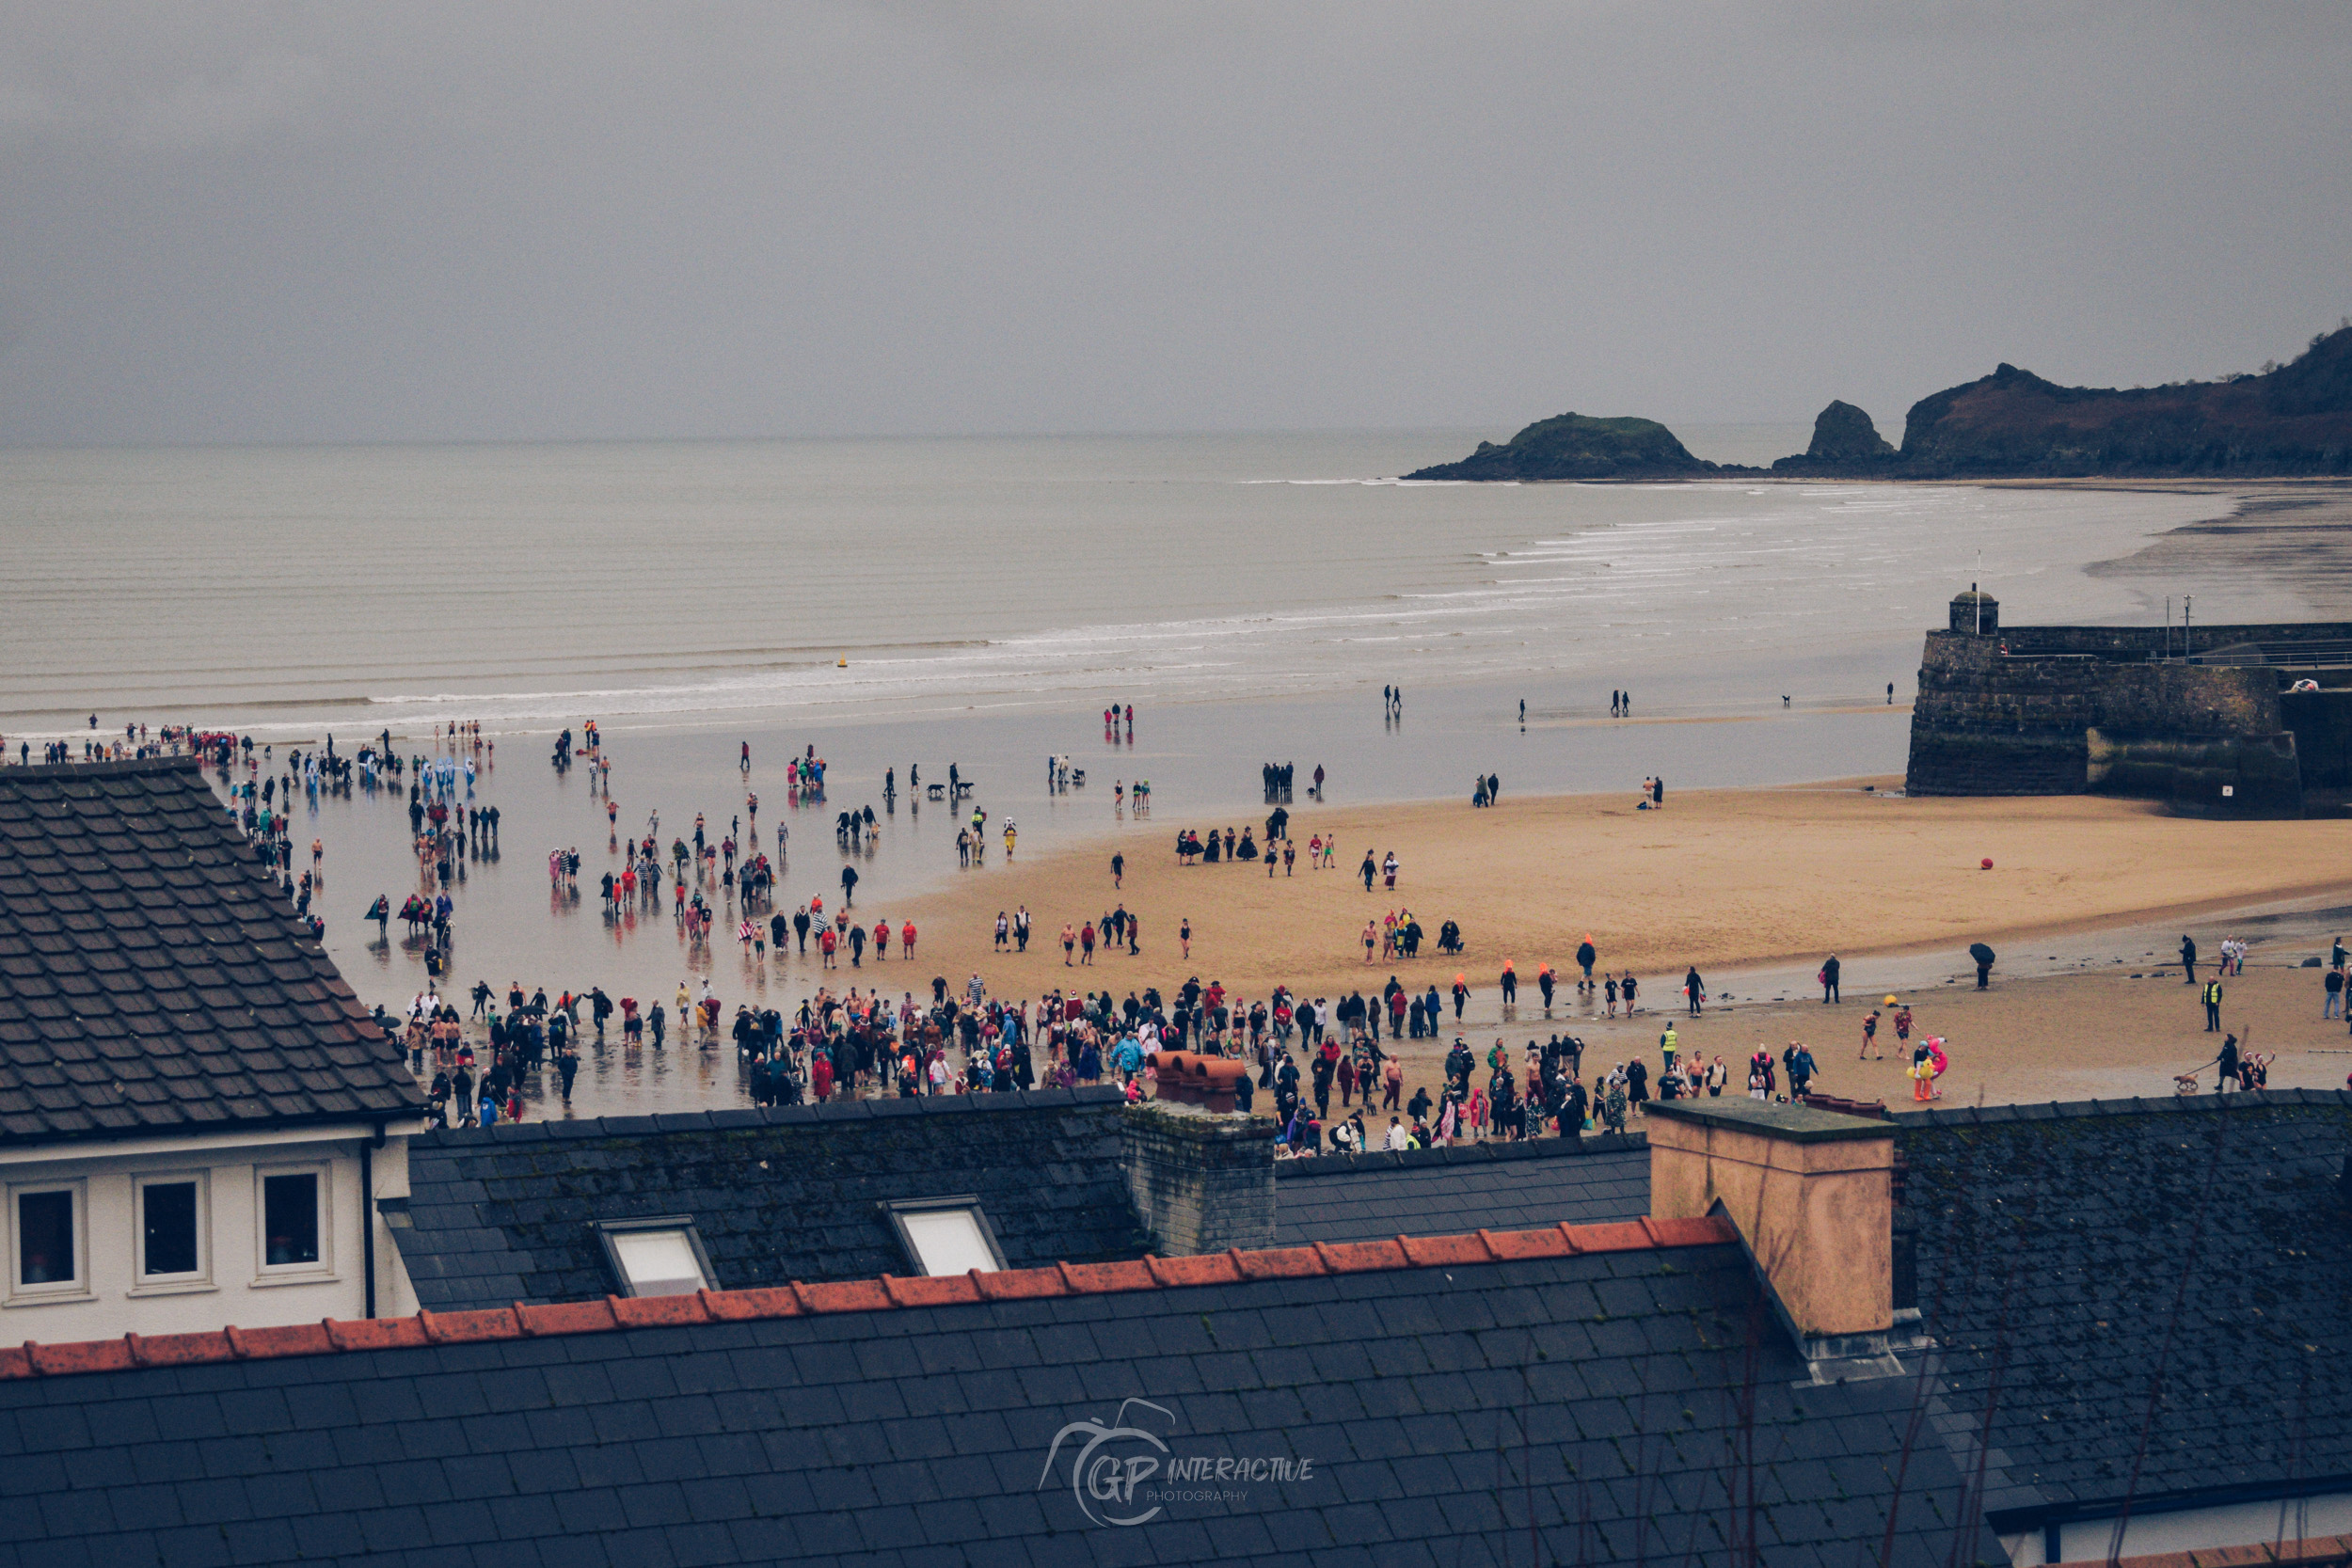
0,1216,2007,1568
0,759,420,1145
393,1087,1152,1309
1272,1132,1650,1245
1899,1090,2352,1530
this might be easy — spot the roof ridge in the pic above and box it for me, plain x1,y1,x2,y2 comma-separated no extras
0,755,206,783
417,1083,1129,1145
2050,1532,2352,1568
1896,1087,2352,1129
0,1213,1739,1383
1275,1130,1647,1180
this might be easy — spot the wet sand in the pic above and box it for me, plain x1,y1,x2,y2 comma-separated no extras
893,778,2352,1000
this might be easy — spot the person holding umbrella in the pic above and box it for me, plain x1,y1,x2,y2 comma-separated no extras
1970,942,1995,989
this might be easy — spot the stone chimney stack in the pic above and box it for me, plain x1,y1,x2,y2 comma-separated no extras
1121,1101,1275,1256
1645,1099,1906,1376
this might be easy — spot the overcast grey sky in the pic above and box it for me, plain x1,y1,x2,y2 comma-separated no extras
1,3,2346,445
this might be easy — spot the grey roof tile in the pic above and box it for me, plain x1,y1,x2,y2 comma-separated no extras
1898,1091,2352,1525
1272,1135,1649,1244
390,1090,1150,1307
0,760,419,1146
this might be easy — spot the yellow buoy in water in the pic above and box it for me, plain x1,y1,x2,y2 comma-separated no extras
837,657,848,668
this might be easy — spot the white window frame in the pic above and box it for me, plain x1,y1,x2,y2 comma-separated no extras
592,1216,717,1298
253,1163,335,1284
132,1170,213,1294
879,1196,1009,1276
6,1179,90,1305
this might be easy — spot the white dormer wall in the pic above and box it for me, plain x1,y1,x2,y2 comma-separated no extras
0,1121,420,1342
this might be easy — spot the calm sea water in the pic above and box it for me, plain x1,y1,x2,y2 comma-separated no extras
0,431,2245,742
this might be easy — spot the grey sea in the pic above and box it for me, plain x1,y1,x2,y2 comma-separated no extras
0,430,2295,1112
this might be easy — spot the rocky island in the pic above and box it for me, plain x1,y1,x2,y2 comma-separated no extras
1411,321,2352,481
1405,412,1720,481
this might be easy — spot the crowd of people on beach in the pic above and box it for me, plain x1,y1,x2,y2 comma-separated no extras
71,705,2346,1134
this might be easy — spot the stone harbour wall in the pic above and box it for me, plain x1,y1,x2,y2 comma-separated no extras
1906,629,2302,814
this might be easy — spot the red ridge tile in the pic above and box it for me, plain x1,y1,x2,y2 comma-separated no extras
27,1339,135,1376
1313,1240,1410,1274
1229,1246,1327,1280
881,1274,983,1307
1397,1234,1491,1266
1645,1214,1738,1248
237,1323,335,1360
331,1318,429,1351
127,1330,237,1367
1574,1221,1657,1254
0,1212,1735,1382
1058,1259,1157,1294
1146,1254,1241,1287
973,1267,1069,1300
696,1287,802,1322
516,1299,622,1337
610,1293,717,1327
795,1279,894,1314
1481,1227,1575,1261
416,1307,518,1345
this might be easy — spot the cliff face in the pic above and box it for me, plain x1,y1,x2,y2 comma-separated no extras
1405,413,1717,481
1887,325,2352,477
1416,322,2352,482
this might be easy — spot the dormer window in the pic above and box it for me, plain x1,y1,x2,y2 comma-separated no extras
881,1196,1007,1276
594,1217,716,1297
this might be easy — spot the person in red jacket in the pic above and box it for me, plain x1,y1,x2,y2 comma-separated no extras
900,920,916,958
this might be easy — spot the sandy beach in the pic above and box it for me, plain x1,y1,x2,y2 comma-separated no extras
887,778,2352,1107
898,778,2352,996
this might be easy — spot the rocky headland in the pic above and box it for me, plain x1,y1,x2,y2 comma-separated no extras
1409,322,2352,481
